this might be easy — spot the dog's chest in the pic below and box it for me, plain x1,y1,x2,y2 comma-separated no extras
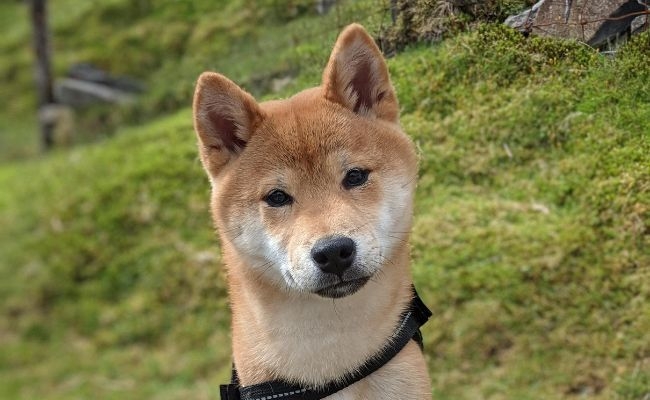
320,342,431,399
324,390,357,400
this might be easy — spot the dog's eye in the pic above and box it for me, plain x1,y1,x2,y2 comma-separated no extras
343,168,369,189
265,189,293,207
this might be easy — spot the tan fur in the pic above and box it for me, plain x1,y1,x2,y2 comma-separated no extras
193,23,431,399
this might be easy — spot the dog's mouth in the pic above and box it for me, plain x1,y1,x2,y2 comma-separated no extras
315,277,370,299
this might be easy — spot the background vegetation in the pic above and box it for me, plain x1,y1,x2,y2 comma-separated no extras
0,0,648,399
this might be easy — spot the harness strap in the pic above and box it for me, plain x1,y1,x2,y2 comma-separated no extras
220,286,431,400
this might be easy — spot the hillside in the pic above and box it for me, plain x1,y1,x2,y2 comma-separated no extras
0,0,382,161
1,1,649,399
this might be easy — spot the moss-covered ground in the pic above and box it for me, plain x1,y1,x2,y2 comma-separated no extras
1,1,648,399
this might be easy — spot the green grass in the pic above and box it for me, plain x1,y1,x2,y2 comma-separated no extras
0,110,234,399
395,28,649,398
1,2,649,398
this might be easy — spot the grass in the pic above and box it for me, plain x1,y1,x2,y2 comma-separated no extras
0,110,233,399
397,28,649,398
1,1,649,398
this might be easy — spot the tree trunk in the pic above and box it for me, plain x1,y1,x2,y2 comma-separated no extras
30,0,55,150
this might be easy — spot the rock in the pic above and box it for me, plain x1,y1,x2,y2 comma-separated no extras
586,0,648,47
505,0,649,48
54,78,136,107
271,76,294,93
504,0,545,32
53,63,144,108
38,104,75,146
315,0,336,15
631,13,648,33
67,63,144,93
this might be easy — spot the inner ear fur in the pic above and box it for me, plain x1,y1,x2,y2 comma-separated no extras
193,72,263,177
322,23,399,123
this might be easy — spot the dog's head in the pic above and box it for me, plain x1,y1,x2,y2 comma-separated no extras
193,24,417,299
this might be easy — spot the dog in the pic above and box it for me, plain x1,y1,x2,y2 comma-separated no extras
192,23,431,399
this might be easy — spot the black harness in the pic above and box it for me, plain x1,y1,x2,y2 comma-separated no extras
220,286,432,400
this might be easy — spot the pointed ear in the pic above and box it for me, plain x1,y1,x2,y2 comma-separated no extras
193,72,263,177
322,23,399,123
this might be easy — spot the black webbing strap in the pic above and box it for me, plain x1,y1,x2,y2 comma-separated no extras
220,286,431,400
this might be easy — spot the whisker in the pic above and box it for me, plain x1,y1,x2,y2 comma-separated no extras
251,261,274,283
400,173,419,189
386,234,409,245
387,230,413,235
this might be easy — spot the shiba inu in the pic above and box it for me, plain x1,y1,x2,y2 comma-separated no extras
193,23,431,399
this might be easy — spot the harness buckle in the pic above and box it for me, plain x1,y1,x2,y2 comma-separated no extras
220,384,241,400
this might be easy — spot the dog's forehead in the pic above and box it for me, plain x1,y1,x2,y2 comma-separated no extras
251,91,367,166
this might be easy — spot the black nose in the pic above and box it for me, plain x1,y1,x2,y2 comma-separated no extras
311,236,356,276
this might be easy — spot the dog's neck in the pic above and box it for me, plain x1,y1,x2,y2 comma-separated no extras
225,245,413,387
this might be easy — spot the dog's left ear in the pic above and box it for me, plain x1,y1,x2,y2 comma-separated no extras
322,23,399,123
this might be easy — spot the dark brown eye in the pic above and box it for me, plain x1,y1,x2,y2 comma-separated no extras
343,168,369,189
265,189,293,207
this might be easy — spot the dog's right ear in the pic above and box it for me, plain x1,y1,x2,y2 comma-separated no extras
193,72,263,178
